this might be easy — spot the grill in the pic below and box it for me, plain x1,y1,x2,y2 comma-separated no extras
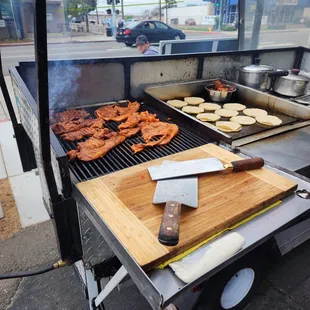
56,103,211,182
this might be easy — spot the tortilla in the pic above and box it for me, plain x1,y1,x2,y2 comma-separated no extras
215,109,239,118
167,100,188,108
182,106,204,114
216,121,242,132
223,103,246,111
196,113,221,122
199,103,221,111
230,116,256,125
256,115,282,126
243,108,268,117
184,97,205,105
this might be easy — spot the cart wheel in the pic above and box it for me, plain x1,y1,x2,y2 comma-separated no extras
196,254,266,310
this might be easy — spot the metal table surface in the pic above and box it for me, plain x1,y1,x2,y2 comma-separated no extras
238,125,310,172
74,159,310,310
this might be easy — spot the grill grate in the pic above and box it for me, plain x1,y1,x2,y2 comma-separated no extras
57,104,212,182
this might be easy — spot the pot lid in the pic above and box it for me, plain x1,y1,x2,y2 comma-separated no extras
240,64,275,72
282,69,310,81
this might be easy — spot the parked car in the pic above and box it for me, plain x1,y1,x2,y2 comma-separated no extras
71,17,82,23
185,18,196,26
116,20,186,46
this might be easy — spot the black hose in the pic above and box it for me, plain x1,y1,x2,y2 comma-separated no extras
0,260,67,280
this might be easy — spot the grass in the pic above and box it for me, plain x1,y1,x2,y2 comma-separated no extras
0,38,33,44
175,25,216,32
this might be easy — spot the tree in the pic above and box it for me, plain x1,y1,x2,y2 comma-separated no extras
64,0,97,32
162,0,177,24
162,0,177,9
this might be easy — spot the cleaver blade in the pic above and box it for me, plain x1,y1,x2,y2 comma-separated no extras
149,158,225,181
153,161,198,208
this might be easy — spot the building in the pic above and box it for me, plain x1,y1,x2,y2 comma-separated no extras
164,3,215,25
21,0,66,34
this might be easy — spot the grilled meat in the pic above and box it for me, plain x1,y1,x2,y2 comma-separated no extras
95,101,140,121
213,80,234,92
131,122,179,154
118,111,159,130
61,127,110,142
52,118,104,135
119,127,141,138
67,132,126,162
53,109,90,123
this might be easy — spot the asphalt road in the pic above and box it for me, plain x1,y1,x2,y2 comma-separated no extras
1,29,309,76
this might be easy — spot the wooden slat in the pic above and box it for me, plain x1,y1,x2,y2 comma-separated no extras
77,144,297,270
77,178,169,267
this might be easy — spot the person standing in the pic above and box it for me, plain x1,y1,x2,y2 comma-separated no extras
136,35,159,56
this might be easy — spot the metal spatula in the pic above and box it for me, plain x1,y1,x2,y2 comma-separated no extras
153,161,198,246
148,157,264,181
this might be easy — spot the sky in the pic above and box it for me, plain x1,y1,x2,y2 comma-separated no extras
95,0,208,15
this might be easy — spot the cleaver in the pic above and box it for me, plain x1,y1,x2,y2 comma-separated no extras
154,161,198,246
148,157,264,181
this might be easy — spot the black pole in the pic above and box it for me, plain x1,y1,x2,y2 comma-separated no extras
251,0,265,50
238,0,245,50
34,0,60,203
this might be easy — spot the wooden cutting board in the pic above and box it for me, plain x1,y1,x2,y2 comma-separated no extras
77,144,297,270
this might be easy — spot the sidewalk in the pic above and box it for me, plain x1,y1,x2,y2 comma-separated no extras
0,32,116,47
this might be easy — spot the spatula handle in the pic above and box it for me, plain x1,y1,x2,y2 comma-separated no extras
158,201,181,246
230,157,264,172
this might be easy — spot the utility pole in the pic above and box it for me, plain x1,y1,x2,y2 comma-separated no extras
121,0,124,19
159,0,162,21
217,0,223,32
112,0,116,37
96,5,99,24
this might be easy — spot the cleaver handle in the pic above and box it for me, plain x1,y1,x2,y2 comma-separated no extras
225,157,264,172
158,201,182,246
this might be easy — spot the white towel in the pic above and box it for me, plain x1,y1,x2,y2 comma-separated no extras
169,232,245,283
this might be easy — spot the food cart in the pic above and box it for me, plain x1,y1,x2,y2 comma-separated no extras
2,1,310,309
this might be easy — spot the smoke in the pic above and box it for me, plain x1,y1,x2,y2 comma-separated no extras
48,60,81,110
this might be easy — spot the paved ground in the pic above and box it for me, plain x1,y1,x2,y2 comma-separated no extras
1,28,309,76
2,219,310,310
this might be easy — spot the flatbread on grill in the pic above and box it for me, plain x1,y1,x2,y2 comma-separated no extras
184,97,205,105
256,115,282,126
167,100,188,108
199,103,221,111
182,106,204,114
215,109,239,118
230,116,256,125
243,108,268,117
196,113,221,122
223,103,246,111
216,121,242,132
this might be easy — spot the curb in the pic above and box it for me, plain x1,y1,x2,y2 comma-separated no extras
0,39,116,47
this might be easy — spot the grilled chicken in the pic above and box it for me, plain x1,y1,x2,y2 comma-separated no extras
119,127,141,138
61,127,110,142
95,101,140,121
118,111,159,130
53,109,90,123
52,118,104,135
131,122,179,154
67,132,126,162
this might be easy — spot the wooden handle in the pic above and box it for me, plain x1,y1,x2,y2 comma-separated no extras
231,157,264,172
158,201,182,246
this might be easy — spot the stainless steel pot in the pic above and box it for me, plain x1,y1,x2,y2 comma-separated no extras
273,69,310,97
239,58,289,92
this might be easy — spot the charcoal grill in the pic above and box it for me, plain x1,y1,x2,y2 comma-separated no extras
55,103,211,182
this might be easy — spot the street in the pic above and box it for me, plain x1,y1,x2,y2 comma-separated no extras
1,28,309,76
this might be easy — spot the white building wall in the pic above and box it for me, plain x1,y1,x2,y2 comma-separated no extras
165,3,214,25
